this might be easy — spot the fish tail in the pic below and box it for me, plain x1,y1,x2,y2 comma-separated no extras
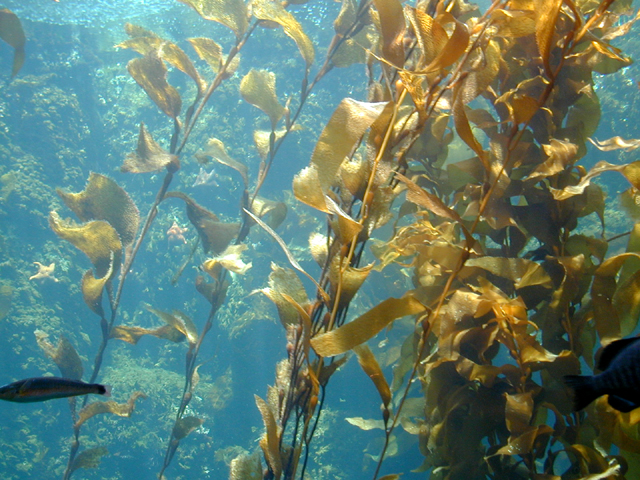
563,375,600,411
103,385,112,397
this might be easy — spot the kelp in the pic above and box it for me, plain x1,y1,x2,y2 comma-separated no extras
40,0,640,478
0,9,25,77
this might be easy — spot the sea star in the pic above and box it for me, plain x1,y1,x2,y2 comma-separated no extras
29,262,59,282
167,221,188,244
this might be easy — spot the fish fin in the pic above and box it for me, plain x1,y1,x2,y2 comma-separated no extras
607,395,640,413
102,385,112,397
598,336,640,371
563,375,601,411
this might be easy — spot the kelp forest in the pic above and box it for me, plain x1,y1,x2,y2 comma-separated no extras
1,0,640,479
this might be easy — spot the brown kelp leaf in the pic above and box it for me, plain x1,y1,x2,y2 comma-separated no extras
49,212,122,280
127,54,182,119
57,173,140,247
493,425,553,456
255,395,282,478
524,139,578,183
0,9,25,77
188,37,223,72
325,196,363,245
424,13,469,72
354,344,391,407
260,263,309,328
535,0,563,77
203,244,252,277
165,191,239,255
240,69,285,129
75,391,147,429
179,0,248,38
372,0,405,67
173,416,204,440
453,90,487,171
496,92,539,125
612,268,640,338
145,304,198,345
504,392,533,435
331,26,376,68
293,99,388,211
122,123,180,174
34,331,83,380
230,451,263,480
591,254,640,345
160,41,205,94
550,161,626,201
589,136,640,152
328,256,373,309
110,324,185,344
251,197,287,230
461,40,500,104
196,138,249,186
81,254,114,317
464,257,552,289
68,447,109,476
311,296,426,357
490,8,536,37
405,7,448,68
309,232,328,267
251,0,314,67
245,209,328,301
0,283,11,320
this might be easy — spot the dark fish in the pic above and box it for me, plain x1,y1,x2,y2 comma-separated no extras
564,336,640,412
0,377,111,403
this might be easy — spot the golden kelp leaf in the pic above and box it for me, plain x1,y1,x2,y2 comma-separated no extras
245,209,329,301
453,91,487,171
49,212,122,279
623,162,640,190
462,40,500,104
68,447,108,476
203,244,252,276
165,191,239,254
354,344,391,407
81,255,114,317
57,173,140,247
346,417,385,430
491,8,536,37
293,99,387,211
372,0,405,67
260,263,309,328
122,123,179,174
251,196,287,230
525,139,578,183
311,296,426,357
146,304,198,345
34,331,83,380
251,0,314,67
188,37,223,72
127,54,181,118
309,232,328,267
464,257,552,289
550,161,626,201
0,9,25,77
332,26,376,68
396,172,463,223
325,196,363,245
612,268,640,338
110,324,185,344
328,256,373,309
197,137,249,186
173,416,204,440
493,425,553,456
424,13,469,72
496,92,539,125
160,41,205,94
116,31,161,55
504,392,533,435
179,0,248,38
240,69,285,129
589,136,640,152
75,391,147,429
0,283,11,320
565,86,600,138
535,0,563,77
230,451,263,480
398,70,427,120
405,7,448,68
255,394,282,479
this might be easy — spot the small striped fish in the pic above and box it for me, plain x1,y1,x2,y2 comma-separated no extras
564,336,640,412
0,377,111,403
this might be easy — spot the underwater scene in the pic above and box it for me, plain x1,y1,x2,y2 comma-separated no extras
0,0,640,479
